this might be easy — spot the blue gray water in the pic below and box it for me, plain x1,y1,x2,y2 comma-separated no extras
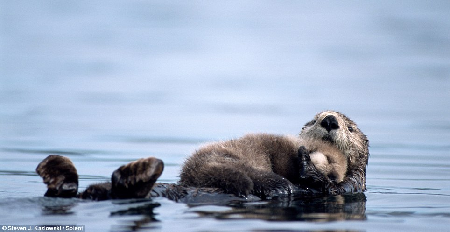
1,1,450,231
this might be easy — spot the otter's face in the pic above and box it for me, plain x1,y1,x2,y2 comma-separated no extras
300,111,368,164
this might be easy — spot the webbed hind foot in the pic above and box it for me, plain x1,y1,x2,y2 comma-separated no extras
36,155,79,198
111,157,164,199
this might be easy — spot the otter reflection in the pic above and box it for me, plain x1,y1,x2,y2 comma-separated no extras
110,199,160,232
190,193,366,222
38,197,78,216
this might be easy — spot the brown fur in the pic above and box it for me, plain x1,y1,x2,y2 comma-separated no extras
111,157,164,199
300,111,369,171
299,139,347,183
179,134,300,197
36,155,79,198
36,110,368,201
36,156,163,200
179,110,369,197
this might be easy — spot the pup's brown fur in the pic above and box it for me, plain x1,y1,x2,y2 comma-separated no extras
300,139,347,183
179,111,369,198
179,134,300,197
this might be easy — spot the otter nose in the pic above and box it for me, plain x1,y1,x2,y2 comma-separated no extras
320,115,339,132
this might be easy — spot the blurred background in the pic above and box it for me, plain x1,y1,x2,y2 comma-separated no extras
0,1,449,230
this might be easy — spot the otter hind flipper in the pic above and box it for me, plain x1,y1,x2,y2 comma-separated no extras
36,155,79,198
111,157,164,199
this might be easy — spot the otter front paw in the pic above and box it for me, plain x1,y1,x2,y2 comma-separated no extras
111,157,164,199
36,155,78,198
225,176,254,197
298,147,330,192
298,146,324,180
326,182,340,195
298,146,312,179
251,174,295,199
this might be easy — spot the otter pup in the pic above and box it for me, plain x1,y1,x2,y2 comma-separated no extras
300,139,347,183
36,111,368,201
179,111,368,198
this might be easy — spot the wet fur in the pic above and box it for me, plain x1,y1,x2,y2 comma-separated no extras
300,111,369,194
36,156,163,200
36,111,369,200
179,110,369,197
300,139,347,183
179,134,301,197
36,155,79,198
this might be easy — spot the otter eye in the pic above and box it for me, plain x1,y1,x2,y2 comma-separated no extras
305,120,316,127
348,126,354,132
302,119,316,130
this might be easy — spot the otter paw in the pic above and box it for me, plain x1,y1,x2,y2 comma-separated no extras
36,155,78,198
252,175,295,199
326,182,339,195
111,157,164,199
298,146,313,179
225,178,254,197
298,147,331,192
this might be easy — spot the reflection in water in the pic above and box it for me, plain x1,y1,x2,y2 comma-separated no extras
36,193,365,231
2,0,448,230
190,193,366,222
37,197,162,231
110,199,161,232
39,197,78,216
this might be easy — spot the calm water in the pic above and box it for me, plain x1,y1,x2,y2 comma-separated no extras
1,1,450,231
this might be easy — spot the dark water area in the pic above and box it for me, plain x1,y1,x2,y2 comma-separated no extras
1,1,450,231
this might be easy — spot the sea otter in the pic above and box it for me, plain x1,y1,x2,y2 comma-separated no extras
36,111,369,201
179,111,367,198
178,134,348,198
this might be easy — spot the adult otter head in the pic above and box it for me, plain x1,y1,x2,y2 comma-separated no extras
299,111,369,169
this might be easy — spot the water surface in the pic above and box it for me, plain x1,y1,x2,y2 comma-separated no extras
1,1,450,231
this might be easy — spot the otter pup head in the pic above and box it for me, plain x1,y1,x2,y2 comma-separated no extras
300,111,369,168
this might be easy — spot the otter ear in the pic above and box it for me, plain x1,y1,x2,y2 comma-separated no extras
361,136,369,147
